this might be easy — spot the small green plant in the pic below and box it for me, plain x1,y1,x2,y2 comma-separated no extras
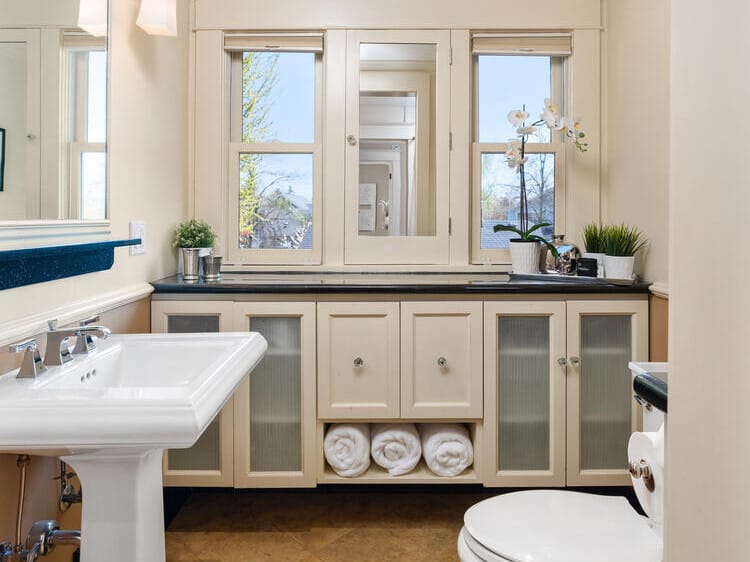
602,224,647,257
173,219,217,248
582,223,606,253
494,222,558,256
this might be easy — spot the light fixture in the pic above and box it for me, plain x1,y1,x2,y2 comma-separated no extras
77,0,107,37
136,0,177,36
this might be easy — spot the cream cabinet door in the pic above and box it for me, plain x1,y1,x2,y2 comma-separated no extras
152,300,236,487
566,299,649,486
233,303,317,488
483,301,567,487
317,302,400,418
401,302,483,418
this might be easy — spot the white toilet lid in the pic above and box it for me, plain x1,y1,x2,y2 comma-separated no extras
464,490,662,562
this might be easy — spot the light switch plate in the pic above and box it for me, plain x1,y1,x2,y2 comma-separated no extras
129,221,146,255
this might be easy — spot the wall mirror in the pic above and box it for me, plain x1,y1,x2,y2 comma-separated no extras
345,31,450,264
0,0,108,226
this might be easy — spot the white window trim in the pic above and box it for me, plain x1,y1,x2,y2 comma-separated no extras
225,43,323,265
471,53,566,264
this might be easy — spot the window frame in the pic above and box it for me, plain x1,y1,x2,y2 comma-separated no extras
471,52,567,264
226,42,323,265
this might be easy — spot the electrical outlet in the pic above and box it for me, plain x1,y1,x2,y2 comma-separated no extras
129,221,146,255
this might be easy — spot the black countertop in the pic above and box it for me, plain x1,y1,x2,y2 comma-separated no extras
151,273,652,295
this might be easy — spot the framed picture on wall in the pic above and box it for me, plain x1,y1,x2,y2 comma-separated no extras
0,127,5,192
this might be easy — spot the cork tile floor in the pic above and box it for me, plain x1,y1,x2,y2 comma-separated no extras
165,489,495,562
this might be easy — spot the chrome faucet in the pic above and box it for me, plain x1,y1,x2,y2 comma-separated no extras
45,325,111,366
7,338,48,379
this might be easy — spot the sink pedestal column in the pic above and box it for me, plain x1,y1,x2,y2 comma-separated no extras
62,448,166,562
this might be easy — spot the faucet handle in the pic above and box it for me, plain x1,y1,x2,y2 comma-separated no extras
73,324,109,355
79,315,101,327
8,338,48,379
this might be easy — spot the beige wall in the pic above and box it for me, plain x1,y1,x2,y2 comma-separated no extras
194,0,600,30
0,298,150,556
0,0,188,327
601,0,670,285
666,0,750,560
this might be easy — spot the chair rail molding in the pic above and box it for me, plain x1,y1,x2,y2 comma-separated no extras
0,282,153,346
649,282,669,299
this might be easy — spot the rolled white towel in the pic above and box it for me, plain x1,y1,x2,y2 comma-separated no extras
419,424,474,477
371,423,422,476
324,423,371,477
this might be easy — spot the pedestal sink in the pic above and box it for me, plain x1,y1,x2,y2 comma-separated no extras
0,332,267,562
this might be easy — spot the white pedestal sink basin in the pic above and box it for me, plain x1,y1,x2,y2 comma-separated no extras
0,332,267,562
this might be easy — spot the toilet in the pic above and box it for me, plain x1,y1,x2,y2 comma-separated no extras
458,364,666,562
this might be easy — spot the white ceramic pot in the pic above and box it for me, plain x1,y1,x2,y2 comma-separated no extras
509,240,541,274
603,255,635,280
582,252,606,278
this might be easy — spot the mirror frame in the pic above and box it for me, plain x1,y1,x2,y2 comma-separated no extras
344,29,451,265
0,0,111,246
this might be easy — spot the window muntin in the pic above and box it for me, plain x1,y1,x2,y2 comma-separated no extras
473,51,565,262
228,39,322,263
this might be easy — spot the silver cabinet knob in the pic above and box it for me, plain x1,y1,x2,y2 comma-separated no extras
346,134,358,146
437,357,447,368
569,356,581,366
557,357,568,367
353,357,364,368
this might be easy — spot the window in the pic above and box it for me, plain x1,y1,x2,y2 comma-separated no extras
471,34,569,263
226,34,323,264
63,34,107,220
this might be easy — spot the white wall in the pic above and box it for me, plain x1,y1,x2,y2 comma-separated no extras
666,1,750,560
602,0,670,286
0,0,188,326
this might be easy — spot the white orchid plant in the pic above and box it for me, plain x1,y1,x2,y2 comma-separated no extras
495,99,588,250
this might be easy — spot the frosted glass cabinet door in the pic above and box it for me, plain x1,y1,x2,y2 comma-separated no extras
483,302,566,487
151,300,236,487
566,300,649,486
233,303,317,488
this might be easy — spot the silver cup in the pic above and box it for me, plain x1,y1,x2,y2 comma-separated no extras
200,255,223,281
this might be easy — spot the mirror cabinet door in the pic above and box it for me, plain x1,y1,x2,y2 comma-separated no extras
345,30,450,264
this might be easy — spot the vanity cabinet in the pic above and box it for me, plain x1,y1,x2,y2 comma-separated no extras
483,299,648,487
317,302,400,418
317,301,483,419
152,300,317,488
152,301,236,487
232,303,317,488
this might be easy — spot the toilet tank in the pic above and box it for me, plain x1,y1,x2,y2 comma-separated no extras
628,362,668,431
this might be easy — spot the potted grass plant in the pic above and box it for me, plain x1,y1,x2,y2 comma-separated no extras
173,219,217,281
601,224,647,280
495,99,588,273
581,223,607,277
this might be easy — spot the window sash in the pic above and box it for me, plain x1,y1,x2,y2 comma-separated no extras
472,142,565,264
226,48,323,264
471,53,566,264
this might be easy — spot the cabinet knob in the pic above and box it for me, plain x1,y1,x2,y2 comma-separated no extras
353,357,364,369
346,134,358,146
569,356,581,366
437,356,447,368
557,357,568,367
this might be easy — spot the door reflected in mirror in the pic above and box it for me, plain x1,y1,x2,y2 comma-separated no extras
358,43,435,237
0,1,107,222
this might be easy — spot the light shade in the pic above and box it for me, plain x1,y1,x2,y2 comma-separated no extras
136,0,177,36
78,0,108,37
